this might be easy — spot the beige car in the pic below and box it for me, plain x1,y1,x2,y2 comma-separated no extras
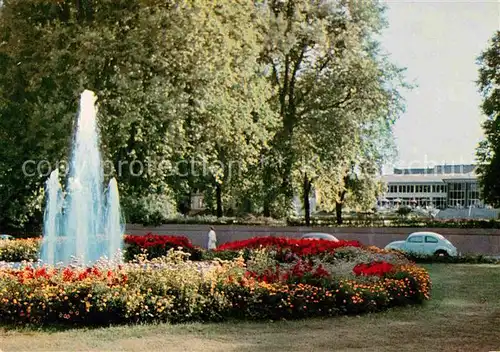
300,233,339,241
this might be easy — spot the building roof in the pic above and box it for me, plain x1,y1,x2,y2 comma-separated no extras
393,164,476,175
382,164,478,184
382,174,477,184
382,174,447,183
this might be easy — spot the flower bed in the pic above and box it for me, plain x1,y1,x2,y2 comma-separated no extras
0,237,431,326
0,235,202,263
2,235,497,266
216,236,361,261
218,236,361,252
124,233,203,261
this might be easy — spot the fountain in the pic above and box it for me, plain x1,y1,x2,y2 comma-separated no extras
39,90,124,266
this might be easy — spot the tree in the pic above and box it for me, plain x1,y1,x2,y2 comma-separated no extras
156,0,277,218
476,31,500,207
0,0,189,228
256,0,405,221
0,0,277,228
257,0,405,224
0,0,405,229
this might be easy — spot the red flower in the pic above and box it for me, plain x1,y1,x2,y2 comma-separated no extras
124,233,195,250
34,267,50,279
314,264,329,278
245,259,331,284
353,261,394,277
62,267,74,281
217,236,361,256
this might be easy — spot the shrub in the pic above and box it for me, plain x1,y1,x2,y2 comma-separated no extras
201,249,244,262
122,193,178,226
396,206,412,217
401,251,500,264
0,238,40,262
124,234,202,261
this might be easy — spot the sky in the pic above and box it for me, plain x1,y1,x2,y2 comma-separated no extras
380,0,500,171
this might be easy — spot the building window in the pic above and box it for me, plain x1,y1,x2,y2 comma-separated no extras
434,197,446,209
448,182,466,207
467,182,481,206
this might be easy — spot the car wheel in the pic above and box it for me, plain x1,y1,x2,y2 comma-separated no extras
434,250,449,257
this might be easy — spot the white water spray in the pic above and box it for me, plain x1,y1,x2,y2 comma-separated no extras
40,90,124,266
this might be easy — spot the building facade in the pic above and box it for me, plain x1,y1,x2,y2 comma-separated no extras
379,164,483,209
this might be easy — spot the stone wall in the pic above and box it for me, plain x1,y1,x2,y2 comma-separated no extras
126,224,500,255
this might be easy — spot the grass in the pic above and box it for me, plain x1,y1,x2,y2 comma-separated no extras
1,264,499,352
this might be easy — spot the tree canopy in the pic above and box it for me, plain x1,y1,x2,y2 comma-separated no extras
476,30,500,207
0,0,407,230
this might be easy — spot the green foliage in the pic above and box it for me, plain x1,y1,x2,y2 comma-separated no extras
255,0,407,218
122,193,178,226
287,216,500,228
476,31,500,207
0,238,40,262
0,0,406,228
0,0,278,227
201,250,246,262
396,206,412,217
401,251,500,264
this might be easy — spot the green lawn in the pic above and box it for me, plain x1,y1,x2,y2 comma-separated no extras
1,264,499,352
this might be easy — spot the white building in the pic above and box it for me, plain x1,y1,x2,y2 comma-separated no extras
379,164,483,209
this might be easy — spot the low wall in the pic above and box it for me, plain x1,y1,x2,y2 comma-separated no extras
126,224,500,255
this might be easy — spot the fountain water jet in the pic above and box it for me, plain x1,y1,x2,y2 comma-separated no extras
40,90,124,266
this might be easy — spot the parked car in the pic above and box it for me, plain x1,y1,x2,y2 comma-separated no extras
300,233,339,242
0,234,13,241
385,231,458,257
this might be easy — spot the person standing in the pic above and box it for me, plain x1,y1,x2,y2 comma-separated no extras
207,226,217,250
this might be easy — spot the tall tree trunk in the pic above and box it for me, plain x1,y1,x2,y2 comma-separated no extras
303,172,311,226
262,163,276,217
216,183,223,218
336,190,347,225
335,201,343,225
263,200,271,217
